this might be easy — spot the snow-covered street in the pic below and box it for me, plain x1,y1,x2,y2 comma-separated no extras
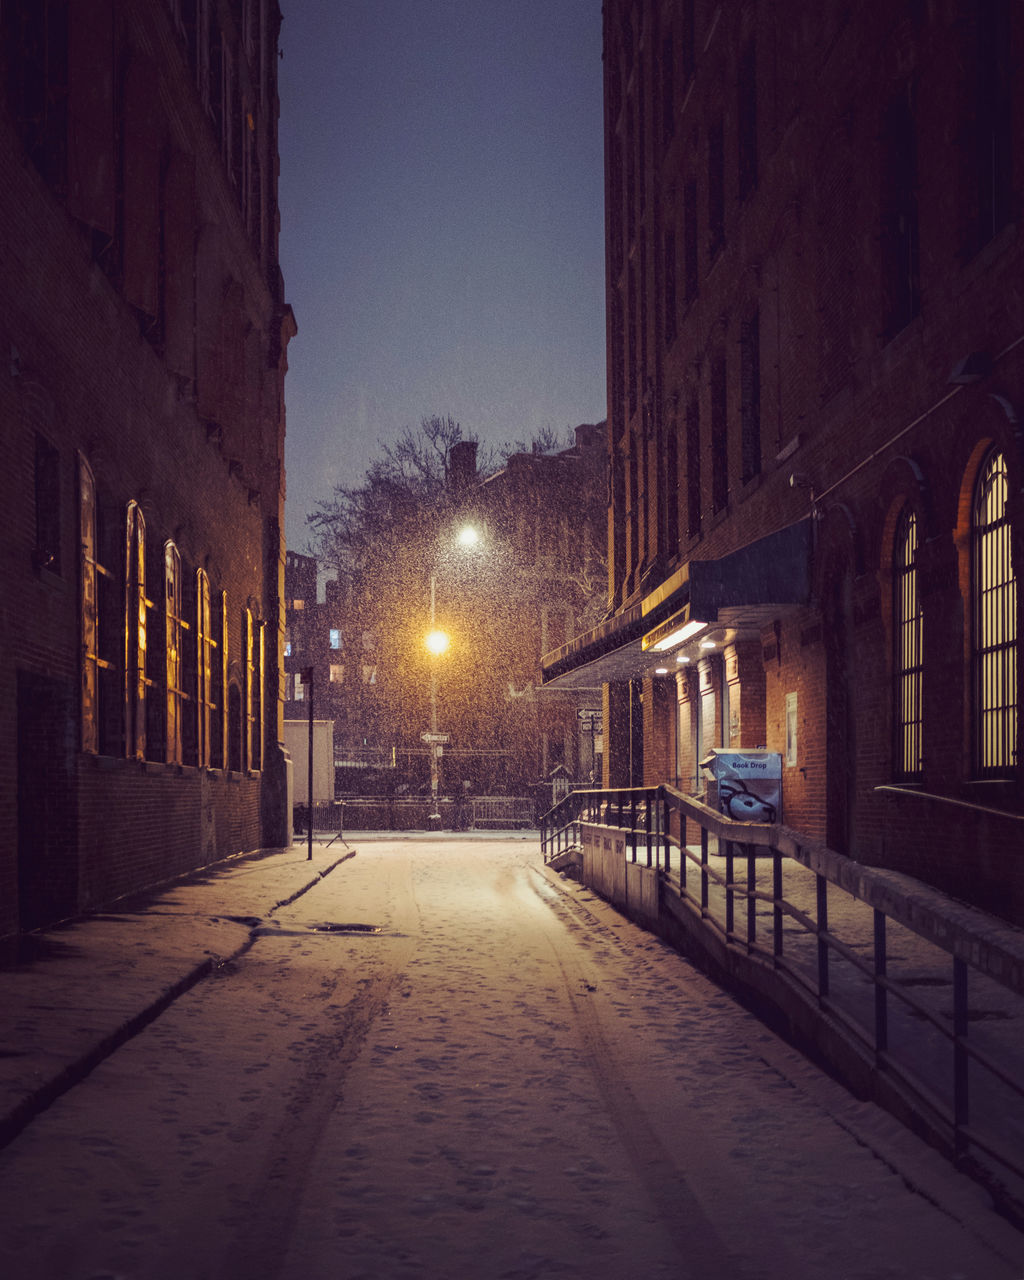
0,835,1020,1279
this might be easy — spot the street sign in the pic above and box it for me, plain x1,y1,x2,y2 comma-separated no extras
577,708,599,720
421,732,450,744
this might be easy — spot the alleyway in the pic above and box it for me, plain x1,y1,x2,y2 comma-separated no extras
0,836,1020,1279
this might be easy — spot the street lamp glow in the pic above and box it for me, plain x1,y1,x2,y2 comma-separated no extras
457,525,481,548
425,628,450,655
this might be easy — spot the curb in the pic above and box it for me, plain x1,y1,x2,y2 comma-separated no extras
0,848,357,1153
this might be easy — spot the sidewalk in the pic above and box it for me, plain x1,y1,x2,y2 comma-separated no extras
0,841,355,1151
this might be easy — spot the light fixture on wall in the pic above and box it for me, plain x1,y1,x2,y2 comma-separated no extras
650,619,708,651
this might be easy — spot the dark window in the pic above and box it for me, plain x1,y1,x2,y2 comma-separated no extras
708,118,725,259
626,104,637,245
738,39,758,200
34,433,61,574
973,0,1013,249
881,87,920,338
661,33,675,150
628,262,638,417
681,0,695,82
628,432,640,575
893,508,923,778
740,312,761,483
610,131,624,278
1,0,69,192
683,179,698,302
711,352,728,513
685,390,701,538
612,289,625,434
666,423,680,553
663,226,677,346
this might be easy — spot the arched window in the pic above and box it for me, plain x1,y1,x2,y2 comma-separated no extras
973,449,1018,775
125,502,150,760
196,569,217,769
164,542,189,764
893,507,923,778
80,457,100,753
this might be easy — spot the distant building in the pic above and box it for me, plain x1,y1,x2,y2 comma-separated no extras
284,425,608,803
543,2,1023,922
1,0,294,937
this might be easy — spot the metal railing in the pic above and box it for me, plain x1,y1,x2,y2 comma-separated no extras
541,783,1024,1218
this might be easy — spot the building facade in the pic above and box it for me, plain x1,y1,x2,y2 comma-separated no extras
285,426,608,805
543,1,1023,922
2,0,294,937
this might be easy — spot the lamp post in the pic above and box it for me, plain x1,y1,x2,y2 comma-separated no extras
421,526,479,828
424,573,450,828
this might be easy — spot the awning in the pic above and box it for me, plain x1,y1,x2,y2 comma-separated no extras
541,518,812,690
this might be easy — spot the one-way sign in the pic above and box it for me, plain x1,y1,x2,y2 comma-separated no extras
421,732,450,744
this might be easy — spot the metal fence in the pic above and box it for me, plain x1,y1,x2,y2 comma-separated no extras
294,795,537,833
541,784,1024,1222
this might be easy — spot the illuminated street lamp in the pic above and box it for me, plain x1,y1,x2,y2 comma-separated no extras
425,628,450,655
424,574,452,827
421,527,482,827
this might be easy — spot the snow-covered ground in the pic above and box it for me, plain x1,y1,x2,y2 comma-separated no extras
0,836,1020,1279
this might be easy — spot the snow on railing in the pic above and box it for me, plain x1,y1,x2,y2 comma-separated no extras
540,784,1024,1223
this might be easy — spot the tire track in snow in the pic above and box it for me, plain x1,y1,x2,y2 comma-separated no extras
524,864,792,1280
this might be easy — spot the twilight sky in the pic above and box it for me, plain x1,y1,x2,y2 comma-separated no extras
276,0,606,551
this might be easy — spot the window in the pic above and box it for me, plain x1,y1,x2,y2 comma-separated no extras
329,663,344,683
628,262,638,417
685,389,701,538
293,671,305,702
196,569,217,768
125,502,151,759
284,640,292,658
710,350,728,514
2,0,69,191
329,627,342,650
211,589,227,768
663,225,677,346
683,179,698,304
681,0,694,82
785,693,798,767
973,0,1013,250
661,32,675,150
738,39,758,200
881,87,920,338
973,449,1018,774
666,422,680,552
740,312,761,484
79,456,118,754
708,118,725,259
164,542,190,764
244,607,261,771
34,433,60,573
893,508,923,778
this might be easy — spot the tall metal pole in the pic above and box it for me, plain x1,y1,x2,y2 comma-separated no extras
306,666,314,862
429,573,440,822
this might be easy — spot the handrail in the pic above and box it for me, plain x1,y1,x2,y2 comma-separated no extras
875,783,1024,824
540,782,1024,1218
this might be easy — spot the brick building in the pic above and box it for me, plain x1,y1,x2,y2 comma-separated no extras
2,0,294,937
285,427,608,804
542,2,1023,922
